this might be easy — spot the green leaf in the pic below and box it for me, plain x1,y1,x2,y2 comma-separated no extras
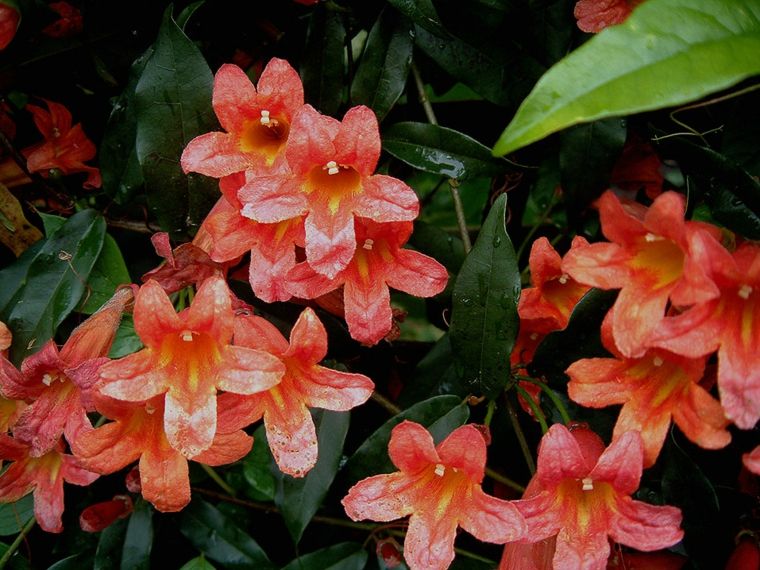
0,496,34,536
47,554,92,569
274,410,350,544
493,0,760,156
387,0,447,37
662,435,722,569
449,194,520,398
3,210,106,364
398,334,464,405
351,9,413,122
79,234,132,314
94,518,128,570
383,122,507,180
240,426,276,502
37,212,65,236
180,499,274,569
134,5,218,238
414,25,543,108
179,556,216,570
100,48,151,204
343,395,468,483
121,499,153,570
409,221,465,274
0,241,43,316
109,316,143,358
281,543,368,570
559,118,627,211
302,5,346,117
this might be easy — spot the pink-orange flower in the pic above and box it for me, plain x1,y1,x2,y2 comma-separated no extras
225,308,374,476
574,0,644,33
22,99,101,188
610,135,664,200
0,2,20,50
0,287,132,456
79,494,133,532
562,190,719,358
0,435,97,532
287,219,448,345
72,394,252,512
513,424,683,570
181,59,303,178
96,276,284,457
649,238,760,429
238,105,420,278
42,1,82,38
342,421,527,570
200,173,305,302
745,445,760,475
566,310,730,467
519,236,591,334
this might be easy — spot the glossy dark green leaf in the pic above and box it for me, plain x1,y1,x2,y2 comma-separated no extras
134,5,218,238
241,426,276,502
559,118,627,212
0,241,43,317
449,194,520,398
281,542,367,570
387,0,447,37
3,210,106,364
344,395,468,483
179,556,216,570
274,410,349,544
301,5,346,117
662,436,721,569
521,154,563,229
109,316,143,358
180,499,274,569
121,499,153,570
494,0,760,155
47,553,92,569
414,26,542,108
0,496,34,536
94,518,128,570
409,221,465,274
351,9,413,122
78,234,132,314
383,122,507,180
100,48,151,204
398,334,464,405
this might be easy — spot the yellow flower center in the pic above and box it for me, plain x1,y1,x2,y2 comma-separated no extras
307,164,361,214
240,112,290,162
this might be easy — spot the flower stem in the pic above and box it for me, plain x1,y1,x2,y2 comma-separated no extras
0,516,35,567
483,399,496,427
517,376,572,426
370,391,401,415
506,397,536,475
514,384,549,434
200,464,236,497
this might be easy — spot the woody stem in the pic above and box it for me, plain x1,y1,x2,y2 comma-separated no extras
411,62,472,253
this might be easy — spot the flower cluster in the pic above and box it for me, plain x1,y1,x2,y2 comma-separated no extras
181,59,449,345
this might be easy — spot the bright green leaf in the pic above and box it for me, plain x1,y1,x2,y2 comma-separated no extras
493,0,760,156
0,496,34,536
121,499,153,570
274,410,350,544
351,9,413,122
179,555,216,570
3,210,106,364
134,5,218,238
449,194,520,398
281,542,367,570
302,5,346,117
180,499,274,569
344,395,468,483
383,122,507,180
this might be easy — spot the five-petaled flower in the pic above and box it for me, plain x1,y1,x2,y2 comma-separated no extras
513,423,683,570
0,435,98,533
238,104,420,278
342,421,528,570
96,275,284,457
224,308,374,476
181,59,304,178
287,219,448,345
22,98,102,188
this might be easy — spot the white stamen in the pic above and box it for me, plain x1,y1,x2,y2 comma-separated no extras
260,109,271,125
325,160,339,175
434,464,445,477
42,373,54,386
738,284,753,300
181,331,194,342
653,356,664,367
644,232,661,242
362,239,374,251
558,274,569,285
581,477,594,491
